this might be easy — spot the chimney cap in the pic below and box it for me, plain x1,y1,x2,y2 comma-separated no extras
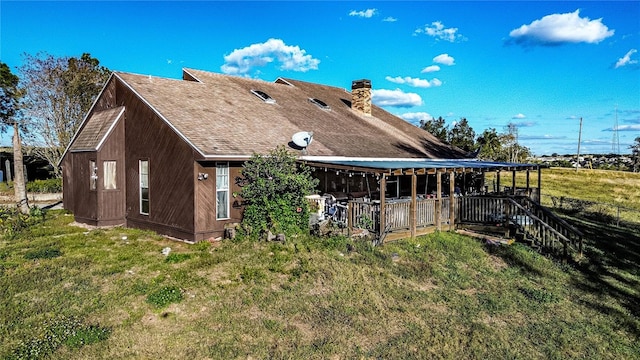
352,79,371,89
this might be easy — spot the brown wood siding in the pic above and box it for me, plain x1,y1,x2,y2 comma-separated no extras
94,78,117,112
96,115,126,225
118,80,196,237
63,152,98,223
194,161,244,241
62,156,74,214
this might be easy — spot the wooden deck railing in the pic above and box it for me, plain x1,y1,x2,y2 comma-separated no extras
456,195,583,256
349,198,452,234
347,195,581,257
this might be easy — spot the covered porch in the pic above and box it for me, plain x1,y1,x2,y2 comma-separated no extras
303,157,542,242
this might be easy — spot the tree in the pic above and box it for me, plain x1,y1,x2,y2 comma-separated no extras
448,118,476,152
0,62,29,213
477,128,502,160
239,146,319,239
630,136,640,173
503,122,520,163
19,52,110,177
420,116,448,143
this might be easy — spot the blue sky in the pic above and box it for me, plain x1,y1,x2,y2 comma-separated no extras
1,1,639,155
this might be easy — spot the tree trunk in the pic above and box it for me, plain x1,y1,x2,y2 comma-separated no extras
12,122,29,213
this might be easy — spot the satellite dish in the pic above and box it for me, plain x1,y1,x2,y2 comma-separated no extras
292,131,313,148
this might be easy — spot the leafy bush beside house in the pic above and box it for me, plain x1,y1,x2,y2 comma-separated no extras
239,146,319,239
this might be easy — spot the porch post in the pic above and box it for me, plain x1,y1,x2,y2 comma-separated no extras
496,170,501,193
411,172,417,238
436,171,442,231
537,165,542,204
526,170,531,197
449,171,455,230
512,169,517,195
380,174,386,236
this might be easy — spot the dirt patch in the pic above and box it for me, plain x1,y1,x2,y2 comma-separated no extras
488,254,508,271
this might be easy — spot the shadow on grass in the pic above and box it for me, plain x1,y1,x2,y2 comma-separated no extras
560,210,640,337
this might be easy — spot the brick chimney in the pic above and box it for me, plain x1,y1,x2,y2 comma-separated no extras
351,79,372,116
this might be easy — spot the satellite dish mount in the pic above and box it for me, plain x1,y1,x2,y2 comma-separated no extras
291,131,314,154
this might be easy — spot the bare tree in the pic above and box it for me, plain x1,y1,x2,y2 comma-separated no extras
504,123,520,163
19,52,110,177
1,62,29,213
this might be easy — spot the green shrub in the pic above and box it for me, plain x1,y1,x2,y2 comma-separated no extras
64,325,111,349
0,206,46,239
24,247,62,260
239,146,318,239
26,178,62,193
519,287,560,304
7,317,110,359
165,253,192,263
146,286,183,308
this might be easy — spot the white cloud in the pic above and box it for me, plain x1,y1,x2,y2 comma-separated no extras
400,112,433,125
512,113,526,119
519,134,567,140
433,54,455,66
349,9,377,18
509,9,614,46
372,89,423,107
385,76,442,88
421,65,441,73
221,38,320,75
415,21,465,42
604,124,640,131
615,49,638,68
383,17,397,22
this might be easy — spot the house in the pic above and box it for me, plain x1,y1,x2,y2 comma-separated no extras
63,68,575,249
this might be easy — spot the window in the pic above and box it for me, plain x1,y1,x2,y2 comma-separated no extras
140,160,149,215
216,163,229,220
90,160,97,190
250,89,276,104
103,161,117,190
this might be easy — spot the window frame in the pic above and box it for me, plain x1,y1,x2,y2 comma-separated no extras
89,160,97,191
139,160,149,215
216,162,230,220
103,160,117,190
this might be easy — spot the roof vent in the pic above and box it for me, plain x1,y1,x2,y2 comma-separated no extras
251,89,276,104
308,98,330,110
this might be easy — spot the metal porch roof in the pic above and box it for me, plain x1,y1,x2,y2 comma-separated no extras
302,158,538,174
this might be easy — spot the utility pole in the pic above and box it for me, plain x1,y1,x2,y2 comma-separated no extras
576,117,582,173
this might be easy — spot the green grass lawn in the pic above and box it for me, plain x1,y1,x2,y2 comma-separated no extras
1,209,638,359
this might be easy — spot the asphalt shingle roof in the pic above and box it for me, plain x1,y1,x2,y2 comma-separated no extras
114,68,466,159
69,106,124,151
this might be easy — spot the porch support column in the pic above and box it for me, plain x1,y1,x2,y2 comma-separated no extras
537,166,542,204
449,171,455,231
481,171,486,193
526,170,531,197
410,172,417,239
496,170,501,193
380,175,386,237
435,171,442,231
512,170,517,195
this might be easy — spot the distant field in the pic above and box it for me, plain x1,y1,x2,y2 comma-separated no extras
486,167,640,222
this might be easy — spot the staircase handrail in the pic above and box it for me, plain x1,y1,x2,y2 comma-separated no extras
507,198,571,244
513,195,584,238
